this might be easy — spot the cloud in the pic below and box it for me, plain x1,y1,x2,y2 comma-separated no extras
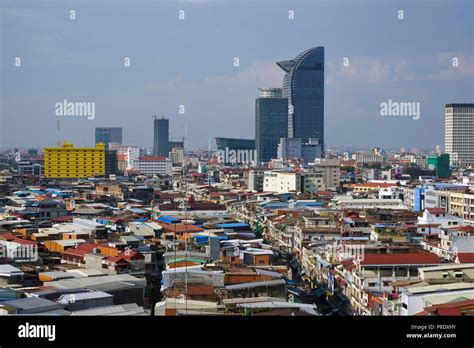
143,59,284,93
394,60,416,81
426,53,474,80
327,57,391,84
201,60,284,90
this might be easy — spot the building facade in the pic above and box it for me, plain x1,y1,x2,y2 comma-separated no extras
314,158,341,188
153,117,170,157
105,149,118,177
255,88,288,163
277,138,323,164
44,142,105,178
135,156,172,176
445,103,474,167
277,47,324,147
426,154,451,179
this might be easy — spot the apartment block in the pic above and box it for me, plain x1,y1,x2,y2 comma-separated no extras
44,142,105,178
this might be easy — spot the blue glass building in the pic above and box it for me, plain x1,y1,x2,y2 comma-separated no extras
255,88,288,163
277,47,324,148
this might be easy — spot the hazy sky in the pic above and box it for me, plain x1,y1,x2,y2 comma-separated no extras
1,0,473,151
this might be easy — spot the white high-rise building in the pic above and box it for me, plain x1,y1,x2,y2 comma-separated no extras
445,103,474,167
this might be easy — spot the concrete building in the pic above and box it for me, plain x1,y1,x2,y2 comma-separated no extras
248,170,265,192
333,196,407,210
314,158,340,188
417,208,463,234
264,171,300,193
263,171,324,194
449,191,474,225
134,156,172,176
44,142,105,178
354,148,386,164
169,148,184,165
400,282,474,315
445,103,474,167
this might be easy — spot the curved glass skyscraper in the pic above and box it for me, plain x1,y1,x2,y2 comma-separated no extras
277,47,324,149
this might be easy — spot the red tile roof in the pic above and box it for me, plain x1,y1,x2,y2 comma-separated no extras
12,238,37,246
354,183,396,188
0,233,20,241
63,248,87,257
360,253,439,265
425,208,446,214
105,256,129,264
456,253,474,263
139,156,168,161
77,243,101,252
52,216,73,223
118,250,145,260
450,226,474,233
417,299,474,316
158,223,204,233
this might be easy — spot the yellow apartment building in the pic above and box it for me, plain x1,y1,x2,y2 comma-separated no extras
44,142,105,178
449,191,474,225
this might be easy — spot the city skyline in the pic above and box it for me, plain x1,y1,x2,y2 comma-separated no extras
1,0,473,150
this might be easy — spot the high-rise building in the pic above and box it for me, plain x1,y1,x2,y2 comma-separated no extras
44,142,105,178
255,88,288,163
215,138,255,152
105,149,118,177
277,47,324,147
445,104,474,167
95,127,122,145
153,117,169,156
426,154,451,179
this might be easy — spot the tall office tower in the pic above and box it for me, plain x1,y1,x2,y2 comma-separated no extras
277,47,324,148
95,127,123,145
255,88,288,163
153,117,169,156
445,104,474,167
44,142,105,178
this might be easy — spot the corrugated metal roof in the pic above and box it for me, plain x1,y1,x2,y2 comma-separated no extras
58,291,113,303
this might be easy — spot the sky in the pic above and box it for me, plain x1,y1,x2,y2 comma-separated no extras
0,0,473,151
